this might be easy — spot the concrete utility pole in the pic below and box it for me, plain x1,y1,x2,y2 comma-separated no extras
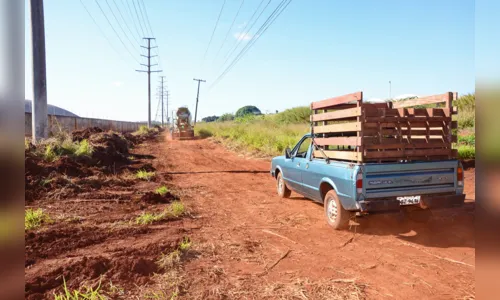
193,78,206,126
30,0,48,142
136,37,162,128
166,91,170,125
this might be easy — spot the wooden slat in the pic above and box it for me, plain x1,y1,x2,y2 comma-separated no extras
314,137,361,146
364,149,453,159
311,107,361,122
314,122,361,134
314,150,362,161
311,91,363,110
364,116,451,123
391,92,453,109
364,142,450,150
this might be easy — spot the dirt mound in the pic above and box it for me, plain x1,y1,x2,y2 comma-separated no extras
140,191,177,204
72,127,104,142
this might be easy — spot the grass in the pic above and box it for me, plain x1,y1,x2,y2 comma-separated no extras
457,145,475,160
25,208,52,230
136,170,156,181
53,277,106,300
156,237,192,270
134,125,159,136
155,186,169,196
39,137,93,162
135,201,186,225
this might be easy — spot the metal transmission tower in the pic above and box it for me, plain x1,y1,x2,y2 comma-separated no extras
159,76,166,126
136,37,162,128
30,0,48,142
193,78,206,126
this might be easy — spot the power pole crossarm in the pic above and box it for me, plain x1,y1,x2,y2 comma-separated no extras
193,78,206,126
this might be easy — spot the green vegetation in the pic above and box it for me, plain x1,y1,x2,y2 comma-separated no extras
157,237,192,270
39,137,93,162
155,186,169,196
53,277,106,300
457,145,475,160
135,170,156,181
235,105,262,118
135,125,159,136
218,113,235,122
25,208,52,230
135,201,186,225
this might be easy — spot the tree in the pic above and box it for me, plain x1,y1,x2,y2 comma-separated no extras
235,105,261,118
218,113,235,122
201,115,219,122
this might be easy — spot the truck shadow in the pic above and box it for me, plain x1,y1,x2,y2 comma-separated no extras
291,196,475,249
352,202,475,249
164,170,269,175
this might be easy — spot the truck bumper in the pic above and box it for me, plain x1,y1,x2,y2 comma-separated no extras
359,193,465,213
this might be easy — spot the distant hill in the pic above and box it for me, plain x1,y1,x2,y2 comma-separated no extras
25,100,79,117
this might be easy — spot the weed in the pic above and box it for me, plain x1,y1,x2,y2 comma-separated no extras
179,237,191,252
458,145,475,159
53,277,106,300
136,212,163,225
75,139,93,157
136,170,156,181
157,249,181,270
43,145,59,162
458,134,475,146
155,186,169,196
457,108,475,129
169,201,185,218
25,208,52,230
40,178,53,187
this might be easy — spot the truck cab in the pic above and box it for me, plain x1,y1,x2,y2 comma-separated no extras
271,134,466,229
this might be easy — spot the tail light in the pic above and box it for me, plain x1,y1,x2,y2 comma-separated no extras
457,166,464,187
356,173,363,194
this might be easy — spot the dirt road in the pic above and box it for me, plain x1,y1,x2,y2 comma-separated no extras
164,137,475,299
25,133,475,299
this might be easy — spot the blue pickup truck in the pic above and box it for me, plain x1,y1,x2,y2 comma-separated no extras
270,134,466,229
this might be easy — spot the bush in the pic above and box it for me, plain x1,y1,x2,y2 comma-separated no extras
218,113,235,122
458,145,475,160
273,106,311,124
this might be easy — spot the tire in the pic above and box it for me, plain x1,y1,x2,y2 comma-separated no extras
324,190,350,230
276,172,291,198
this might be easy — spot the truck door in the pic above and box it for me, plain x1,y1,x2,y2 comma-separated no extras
283,136,311,193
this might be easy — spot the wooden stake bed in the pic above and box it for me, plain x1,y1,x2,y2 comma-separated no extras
310,91,458,163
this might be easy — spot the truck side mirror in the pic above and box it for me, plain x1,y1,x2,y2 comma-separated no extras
285,147,292,159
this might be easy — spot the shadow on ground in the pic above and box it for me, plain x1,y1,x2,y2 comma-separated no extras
289,196,475,249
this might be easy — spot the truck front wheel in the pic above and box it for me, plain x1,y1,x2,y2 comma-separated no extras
276,172,291,198
324,190,350,230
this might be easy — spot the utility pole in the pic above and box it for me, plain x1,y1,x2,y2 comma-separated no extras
389,80,392,100
166,91,170,125
159,76,166,126
193,78,206,126
136,37,162,128
30,0,48,142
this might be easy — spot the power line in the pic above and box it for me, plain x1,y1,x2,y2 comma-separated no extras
212,0,245,64
104,0,140,52
79,0,132,66
94,0,140,63
138,0,163,70
132,0,147,37
112,0,141,43
201,0,227,67
220,0,271,66
210,0,292,89
122,0,143,39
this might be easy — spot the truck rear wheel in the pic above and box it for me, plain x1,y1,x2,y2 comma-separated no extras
324,190,350,230
276,172,291,198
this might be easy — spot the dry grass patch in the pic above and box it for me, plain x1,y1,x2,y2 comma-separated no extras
263,278,366,300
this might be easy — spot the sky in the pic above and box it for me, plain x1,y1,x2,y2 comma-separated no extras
25,0,475,122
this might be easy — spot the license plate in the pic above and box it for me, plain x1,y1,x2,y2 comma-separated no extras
397,195,421,205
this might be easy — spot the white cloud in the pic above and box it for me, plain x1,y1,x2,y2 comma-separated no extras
233,32,255,41
112,81,123,87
